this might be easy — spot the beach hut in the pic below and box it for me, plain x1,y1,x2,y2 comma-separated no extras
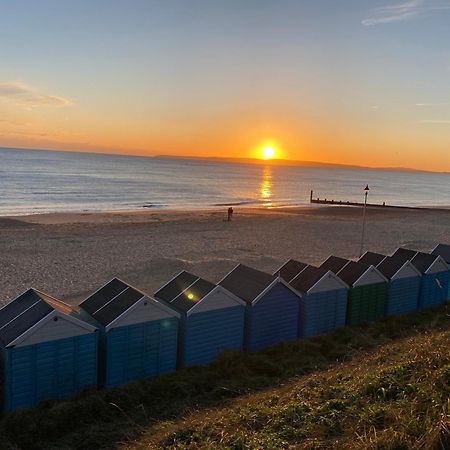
359,251,387,266
79,278,179,388
392,248,449,308
336,261,388,325
290,265,348,337
0,289,98,412
219,264,300,352
376,256,421,316
154,271,245,367
431,244,450,299
274,259,309,282
320,255,351,274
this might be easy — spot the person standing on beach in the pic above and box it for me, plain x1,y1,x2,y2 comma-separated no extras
227,207,233,221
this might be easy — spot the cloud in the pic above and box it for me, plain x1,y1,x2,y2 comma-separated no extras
362,0,450,26
0,82,29,96
415,102,450,106
0,80,72,108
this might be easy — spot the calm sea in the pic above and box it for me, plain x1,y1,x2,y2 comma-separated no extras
0,147,449,216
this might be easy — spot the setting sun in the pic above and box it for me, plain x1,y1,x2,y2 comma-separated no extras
262,145,276,160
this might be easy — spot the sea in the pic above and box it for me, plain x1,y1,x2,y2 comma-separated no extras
1,147,449,216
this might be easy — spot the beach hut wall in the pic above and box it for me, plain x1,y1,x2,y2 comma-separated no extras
392,248,450,308
219,264,300,352
79,278,179,388
0,289,98,412
290,266,348,338
336,261,388,325
274,259,309,283
376,256,421,316
155,271,245,367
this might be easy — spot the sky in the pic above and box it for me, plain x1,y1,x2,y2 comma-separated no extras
2,0,450,171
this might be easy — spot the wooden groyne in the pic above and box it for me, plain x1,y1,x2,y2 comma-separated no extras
309,190,449,212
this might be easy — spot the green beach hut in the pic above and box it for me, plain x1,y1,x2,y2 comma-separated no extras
336,261,388,325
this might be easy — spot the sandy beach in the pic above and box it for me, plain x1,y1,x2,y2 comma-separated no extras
0,205,449,306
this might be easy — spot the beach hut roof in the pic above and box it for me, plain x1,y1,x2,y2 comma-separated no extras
155,270,245,314
81,278,178,327
411,252,444,274
169,277,216,313
359,251,387,266
290,265,348,292
377,255,420,280
219,264,279,304
391,247,418,261
337,261,387,286
391,248,447,275
0,288,95,348
154,271,199,303
274,259,309,282
431,244,450,263
320,255,350,274
79,277,130,316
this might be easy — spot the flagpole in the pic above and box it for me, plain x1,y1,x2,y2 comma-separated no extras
359,185,370,257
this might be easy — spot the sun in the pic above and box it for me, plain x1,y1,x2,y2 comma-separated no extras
261,145,276,160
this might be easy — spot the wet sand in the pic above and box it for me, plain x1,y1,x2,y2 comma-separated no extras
0,206,449,306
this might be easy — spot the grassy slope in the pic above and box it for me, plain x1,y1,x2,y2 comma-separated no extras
0,306,449,450
134,324,450,449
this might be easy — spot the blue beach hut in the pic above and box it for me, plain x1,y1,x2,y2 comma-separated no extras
274,259,309,283
376,256,421,316
79,278,179,388
0,289,98,412
155,271,246,367
290,265,348,337
432,244,450,299
392,248,449,309
219,264,300,352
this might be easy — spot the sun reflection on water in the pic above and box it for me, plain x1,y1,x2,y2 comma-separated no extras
259,165,273,207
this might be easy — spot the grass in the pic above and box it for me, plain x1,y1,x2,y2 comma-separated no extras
0,305,449,449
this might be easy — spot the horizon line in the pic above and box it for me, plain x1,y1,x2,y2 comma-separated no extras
0,145,447,175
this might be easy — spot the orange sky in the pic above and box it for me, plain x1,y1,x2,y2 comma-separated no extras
2,1,450,172
2,104,448,172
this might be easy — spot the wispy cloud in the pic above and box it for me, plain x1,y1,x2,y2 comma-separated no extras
415,102,450,106
0,80,72,108
362,0,450,26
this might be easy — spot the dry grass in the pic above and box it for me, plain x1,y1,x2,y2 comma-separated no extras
132,329,450,449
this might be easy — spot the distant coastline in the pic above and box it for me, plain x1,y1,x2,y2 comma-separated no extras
1,146,448,175
154,154,440,174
